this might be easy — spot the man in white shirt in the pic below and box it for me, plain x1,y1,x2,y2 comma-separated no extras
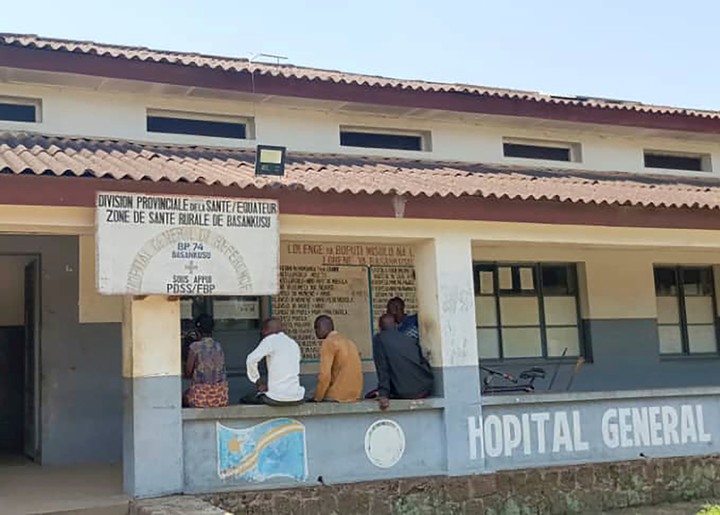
244,318,305,406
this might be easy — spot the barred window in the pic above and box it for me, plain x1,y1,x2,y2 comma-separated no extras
474,263,582,359
655,266,718,355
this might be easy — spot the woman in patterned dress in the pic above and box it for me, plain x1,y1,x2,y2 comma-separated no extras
183,314,229,408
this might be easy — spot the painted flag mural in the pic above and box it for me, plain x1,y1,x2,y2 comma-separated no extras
216,419,308,482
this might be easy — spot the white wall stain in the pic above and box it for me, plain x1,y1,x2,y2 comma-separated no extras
438,275,477,367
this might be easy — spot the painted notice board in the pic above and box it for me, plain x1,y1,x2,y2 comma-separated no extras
274,242,417,360
95,192,279,296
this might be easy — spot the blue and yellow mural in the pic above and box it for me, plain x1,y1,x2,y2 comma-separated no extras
216,419,308,482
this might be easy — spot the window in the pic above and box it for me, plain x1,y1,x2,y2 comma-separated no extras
644,151,710,172
0,96,40,123
181,296,263,374
146,110,249,139
655,266,718,355
181,296,261,332
339,127,428,151
474,263,582,359
503,138,581,162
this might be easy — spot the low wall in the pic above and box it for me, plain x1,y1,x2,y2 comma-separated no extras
205,455,720,514
181,387,720,496
477,387,720,472
182,400,445,494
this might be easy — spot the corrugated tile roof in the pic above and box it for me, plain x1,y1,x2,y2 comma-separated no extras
1,133,719,210
1,33,719,121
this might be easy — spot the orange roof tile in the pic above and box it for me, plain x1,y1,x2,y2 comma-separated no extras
1,33,719,121
1,133,718,210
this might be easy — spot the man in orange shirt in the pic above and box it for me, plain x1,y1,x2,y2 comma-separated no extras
313,315,363,402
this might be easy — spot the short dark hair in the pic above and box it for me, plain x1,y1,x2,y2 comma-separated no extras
262,317,284,335
195,314,214,335
388,297,405,309
314,314,334,330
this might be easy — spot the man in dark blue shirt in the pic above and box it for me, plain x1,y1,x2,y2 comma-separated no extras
372,313,434,410
387,297,419,344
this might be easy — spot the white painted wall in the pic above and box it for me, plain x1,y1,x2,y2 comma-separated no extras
1,82,719,178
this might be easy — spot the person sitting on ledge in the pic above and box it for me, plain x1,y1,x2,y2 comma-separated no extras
243,317,305,406
313,315,363,403
387,297,420,345
371,313,434,411
183,314,229,408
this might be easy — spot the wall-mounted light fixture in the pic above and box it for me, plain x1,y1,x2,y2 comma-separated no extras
255,145,287,176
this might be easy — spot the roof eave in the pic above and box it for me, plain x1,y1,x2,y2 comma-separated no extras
2,44,720,134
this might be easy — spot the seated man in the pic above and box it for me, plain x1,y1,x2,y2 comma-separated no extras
372,313,434,410
313,315,363,403
244,318,305,406
387,297,420,344
183,314,229,408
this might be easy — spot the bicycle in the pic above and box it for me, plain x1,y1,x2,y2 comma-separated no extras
480,365,546,394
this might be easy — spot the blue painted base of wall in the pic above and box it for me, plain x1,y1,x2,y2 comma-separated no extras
439,365,483,476
182,402,445,494
478,388,720,472
182,387,720,495
123,375,183,498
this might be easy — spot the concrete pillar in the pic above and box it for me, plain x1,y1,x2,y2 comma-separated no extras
122,296,183,498
415,235,482,475
580,252,661,388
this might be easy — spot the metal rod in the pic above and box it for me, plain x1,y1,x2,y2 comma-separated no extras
547,347,568,391
565,356,585,391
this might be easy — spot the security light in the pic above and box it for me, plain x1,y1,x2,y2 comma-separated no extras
255,145,286,176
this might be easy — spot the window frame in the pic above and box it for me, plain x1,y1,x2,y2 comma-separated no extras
339,125,431,151
181,295,263,330
0,96,42,123
146,109,253,140
654,265,719,356
502,137,582,163
643,149,711,173
474,262,584,360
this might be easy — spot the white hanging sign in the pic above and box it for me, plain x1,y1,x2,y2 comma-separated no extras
95,192,279,296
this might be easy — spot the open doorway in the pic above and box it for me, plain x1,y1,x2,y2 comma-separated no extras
0,255,40,462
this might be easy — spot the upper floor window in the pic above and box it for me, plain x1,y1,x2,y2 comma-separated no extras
644,150,711,172
474,263,582,360
0,96,41,123
643,150,712,172
503,138,581,163
146,110,250,139
655,266,718,355
339,126,430,151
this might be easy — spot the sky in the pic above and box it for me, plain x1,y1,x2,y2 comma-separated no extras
1,0,718,110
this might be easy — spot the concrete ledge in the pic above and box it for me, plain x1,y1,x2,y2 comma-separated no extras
482,386,720,406
182,397,444,420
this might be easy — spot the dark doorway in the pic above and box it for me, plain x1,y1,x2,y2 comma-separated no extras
0,256,39,460
0,326,24,452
